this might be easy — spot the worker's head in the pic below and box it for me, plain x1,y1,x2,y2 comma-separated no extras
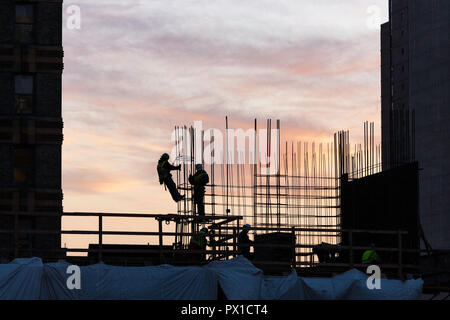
200,227,208,234
243,224,251,230
195,164,203,171
161,153,170,160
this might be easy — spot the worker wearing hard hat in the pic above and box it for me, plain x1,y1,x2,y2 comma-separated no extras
188,164,209,216
190,227,209,263
362,243,382,265
238,224,254,260
157,153,184,202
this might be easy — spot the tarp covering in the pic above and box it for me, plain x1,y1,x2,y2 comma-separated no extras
0,256,423,300
206,257,423,300
332,268,424,300
205,256,263,300
261,270,306,300
76,263,217,300
0,258,217,300
301,268,423,300
0,258,43,300
40,261,78,300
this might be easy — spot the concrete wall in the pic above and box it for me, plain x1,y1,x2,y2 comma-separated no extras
382,0,450,249
0,4,14,43
408,0,450,249
35,73,62,117
35,2,62,45
0,73,14,115
35,145,61,189
381,22,391,169
0,1,63,259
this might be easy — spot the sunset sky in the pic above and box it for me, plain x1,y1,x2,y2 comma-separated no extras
60,0,388,246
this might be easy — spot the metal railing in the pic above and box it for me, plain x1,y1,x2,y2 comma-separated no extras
0,211,433,279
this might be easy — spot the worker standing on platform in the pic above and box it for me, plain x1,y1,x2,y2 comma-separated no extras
190,227,208,263
238,224,254,260
188,164,209,216
157,153,185,202
362,243,381,265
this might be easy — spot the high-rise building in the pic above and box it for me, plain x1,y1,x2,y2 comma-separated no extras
381,0,450,249
0,0,63,259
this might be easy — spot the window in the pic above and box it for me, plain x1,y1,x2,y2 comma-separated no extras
15,4,34,20
15,75,33,94
15,4,34,43
13,147,35,186
14,75,34,114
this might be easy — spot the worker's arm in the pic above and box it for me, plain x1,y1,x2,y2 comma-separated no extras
164,162,181,171
239,233,252,244
196,172,209,186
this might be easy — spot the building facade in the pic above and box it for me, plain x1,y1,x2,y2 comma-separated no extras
381,0,450,249
0,0,63,260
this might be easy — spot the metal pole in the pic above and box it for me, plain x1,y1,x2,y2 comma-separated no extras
398,229,403,279
159,219,163,263
225,116,230,214
98,213,103,262
349,230,353,267
233,228,236,257
236,218,240,257
13,191,19,258
253,119,257,231
291,226,296,269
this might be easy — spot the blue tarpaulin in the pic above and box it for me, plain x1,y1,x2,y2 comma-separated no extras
0,256,423,300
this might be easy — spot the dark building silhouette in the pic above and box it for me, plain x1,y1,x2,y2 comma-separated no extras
0,1,63,260
340,163,420,266
381,0,450,249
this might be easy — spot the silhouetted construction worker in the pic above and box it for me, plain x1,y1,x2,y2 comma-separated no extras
362,243,381,265
188,164,209,216
157,153,185,202
313,242,339,263
238,224,253,260
189,227,208,263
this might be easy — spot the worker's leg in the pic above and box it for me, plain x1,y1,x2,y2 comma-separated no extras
193,192,204,216
164,177,182,202
193,191,205,216
197,194,205,216
192,193,198,215
190,244,201,264
189,243,196,264
201,245,206,263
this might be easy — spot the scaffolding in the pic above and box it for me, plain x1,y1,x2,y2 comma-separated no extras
171,118,382,265
0,118,387,270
